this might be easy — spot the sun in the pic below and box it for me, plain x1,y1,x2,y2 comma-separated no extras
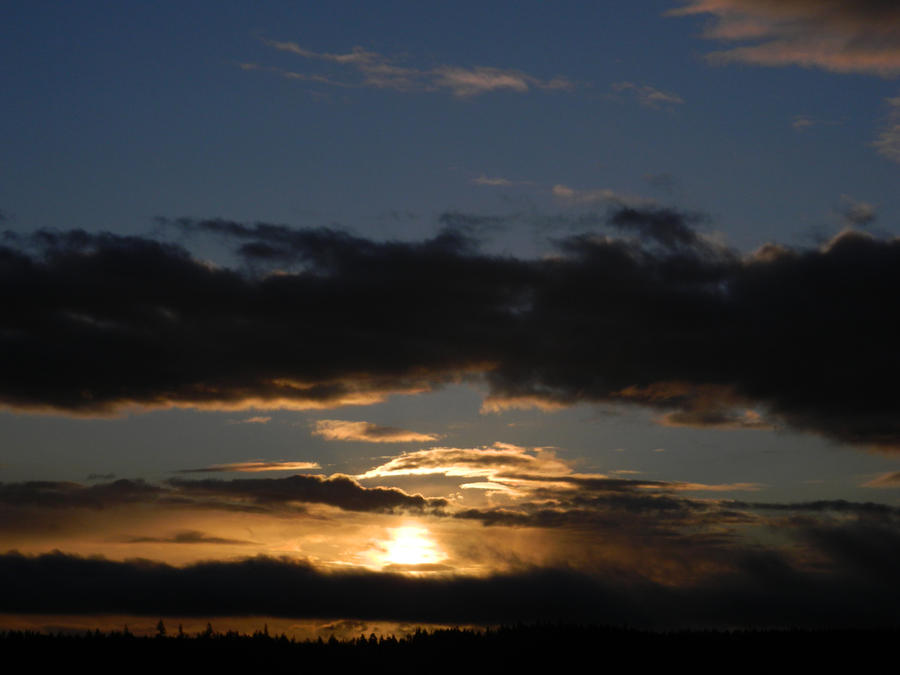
379,526,442,566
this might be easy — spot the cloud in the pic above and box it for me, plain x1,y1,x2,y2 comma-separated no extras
792,115,841,132
0,475,445,516
658,407,773,430
551,184,620,204
255,39,574,98
550,185,657,211
873,96,900,162
671,1,900,76
86,473,116,481
168,474,447,513
4,212,900,449
836,195,877,227
117,530,257,545
312,420,439,443
232,416,272,424
5,546,900,627
357,444,571,482
177,461,321,473
611,82,685,108
862,472,900,488
0,479,165,510
471,175,531,187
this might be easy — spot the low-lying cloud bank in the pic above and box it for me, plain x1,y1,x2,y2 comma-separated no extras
2,548,899,628
2,207,898,448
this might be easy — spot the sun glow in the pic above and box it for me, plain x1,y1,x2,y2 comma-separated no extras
379,526,442,567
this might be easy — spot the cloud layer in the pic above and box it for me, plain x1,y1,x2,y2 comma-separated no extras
4,545,900,627
2,211,900,448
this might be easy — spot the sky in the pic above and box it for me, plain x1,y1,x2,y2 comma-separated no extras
3,0,900,635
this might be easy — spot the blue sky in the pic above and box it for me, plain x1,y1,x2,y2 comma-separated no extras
3,1,900,632
5,1,899,248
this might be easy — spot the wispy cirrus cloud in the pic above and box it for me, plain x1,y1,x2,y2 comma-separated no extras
357,444,761,495
611,82,685,108
862,472,900,488
357,443,572,482
471,175,533,187
251,38,575,98
312,420,439,443
873,96,900,163
671,0,900,76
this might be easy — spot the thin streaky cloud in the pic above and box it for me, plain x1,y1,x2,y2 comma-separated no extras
177,461,321,474
471,175,531,187
862,472,900,488
873,97,900,163
116,530,258,545
253,38,574,98
611,82,685,108
229,416,272,425
312,420,440,443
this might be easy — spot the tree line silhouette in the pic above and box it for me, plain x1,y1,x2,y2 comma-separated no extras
1,622,895,668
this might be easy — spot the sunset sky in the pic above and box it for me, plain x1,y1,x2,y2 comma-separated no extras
3,1,900,634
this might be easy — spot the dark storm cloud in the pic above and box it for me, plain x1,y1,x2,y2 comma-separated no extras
86,473,117,481
0,475,445,516
3,209,900,448
606,206,707,249
729,498,900,517
3,548,900,628
117,530,257,545
167,474,447,512
0,479,165,509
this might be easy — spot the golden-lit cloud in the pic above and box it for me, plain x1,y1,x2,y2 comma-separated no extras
480,396,569,414
230,416,272,424
658,408,773,430
312,420,440,443
177,461,321,473
862,471,900,488
357,443,571,483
